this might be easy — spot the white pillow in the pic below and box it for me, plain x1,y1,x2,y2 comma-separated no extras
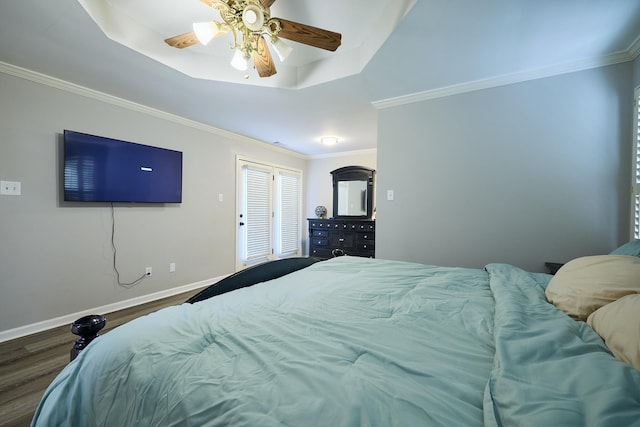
545,255,640,320
587,294,640,371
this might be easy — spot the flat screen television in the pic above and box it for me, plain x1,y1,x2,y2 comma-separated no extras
63,130,183,203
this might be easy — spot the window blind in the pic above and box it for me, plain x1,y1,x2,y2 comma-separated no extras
244,165,272,260
277,170,301,256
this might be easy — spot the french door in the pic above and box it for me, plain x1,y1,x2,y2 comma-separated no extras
236,158,302,270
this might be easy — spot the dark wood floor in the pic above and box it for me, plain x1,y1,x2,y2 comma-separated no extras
0,288,203,427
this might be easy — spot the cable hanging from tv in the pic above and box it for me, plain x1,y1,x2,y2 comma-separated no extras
110,203,147,288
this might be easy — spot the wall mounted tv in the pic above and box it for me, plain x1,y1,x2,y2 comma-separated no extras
63,130,183,203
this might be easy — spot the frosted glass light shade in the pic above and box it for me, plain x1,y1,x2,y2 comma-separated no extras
193,21,229,45
231,49,249,71
270,37,293,62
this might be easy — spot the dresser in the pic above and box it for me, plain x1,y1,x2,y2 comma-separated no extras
308,218,375,259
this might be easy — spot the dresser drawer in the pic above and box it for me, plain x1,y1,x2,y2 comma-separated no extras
330,234,355,248
330,222,348,230
312,230,329,238
311,248,332,258
309,220,329,228
311,238,328,247
358,242,375,251
359,233,374,241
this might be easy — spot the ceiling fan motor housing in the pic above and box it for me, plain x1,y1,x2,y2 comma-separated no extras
242,3,266,32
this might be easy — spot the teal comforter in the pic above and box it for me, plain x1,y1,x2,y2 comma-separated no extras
32,257,640,426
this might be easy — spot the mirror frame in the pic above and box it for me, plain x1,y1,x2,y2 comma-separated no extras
331,166,375,219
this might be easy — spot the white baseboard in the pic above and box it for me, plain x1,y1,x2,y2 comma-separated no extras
0,276,226,343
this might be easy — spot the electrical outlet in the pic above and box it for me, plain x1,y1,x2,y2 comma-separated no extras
169,262,176,273
145,267,152,276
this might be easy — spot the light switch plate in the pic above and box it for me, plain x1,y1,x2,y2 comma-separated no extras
1,180,21,195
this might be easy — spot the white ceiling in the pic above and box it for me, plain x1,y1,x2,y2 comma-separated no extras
1,0,639,156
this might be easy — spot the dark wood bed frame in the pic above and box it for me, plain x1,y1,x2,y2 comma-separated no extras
70,257,323,361
185,257,323,304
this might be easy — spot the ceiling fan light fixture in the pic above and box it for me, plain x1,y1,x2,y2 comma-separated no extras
166,0,342,79
320,136,338,146
270,37,293,62
231,49,249,71
192,21,229,45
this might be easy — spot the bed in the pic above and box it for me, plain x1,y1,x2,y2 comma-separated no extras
32,253,640,426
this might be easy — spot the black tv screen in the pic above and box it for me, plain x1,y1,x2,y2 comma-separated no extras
63,130,183,203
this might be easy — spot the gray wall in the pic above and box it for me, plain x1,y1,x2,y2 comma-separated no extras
2,59,636,335
0,71,307,333
376,63,634,272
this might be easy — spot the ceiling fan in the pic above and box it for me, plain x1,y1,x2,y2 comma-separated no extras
164,0,342,78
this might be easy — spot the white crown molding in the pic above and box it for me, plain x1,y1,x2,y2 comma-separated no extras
0,275,226,343
372,51,635,110
0,61,308,159
308,148,378,160
628,33,640,59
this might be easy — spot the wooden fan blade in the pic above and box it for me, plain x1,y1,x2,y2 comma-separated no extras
275,18,341,51
259,0,276,8
164,31,199,49
252,36,277,77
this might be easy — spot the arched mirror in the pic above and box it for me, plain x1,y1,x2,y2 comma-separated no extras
331,166,375,219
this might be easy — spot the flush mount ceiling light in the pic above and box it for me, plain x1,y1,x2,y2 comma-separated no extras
320,136,338,146
165,0,342,78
